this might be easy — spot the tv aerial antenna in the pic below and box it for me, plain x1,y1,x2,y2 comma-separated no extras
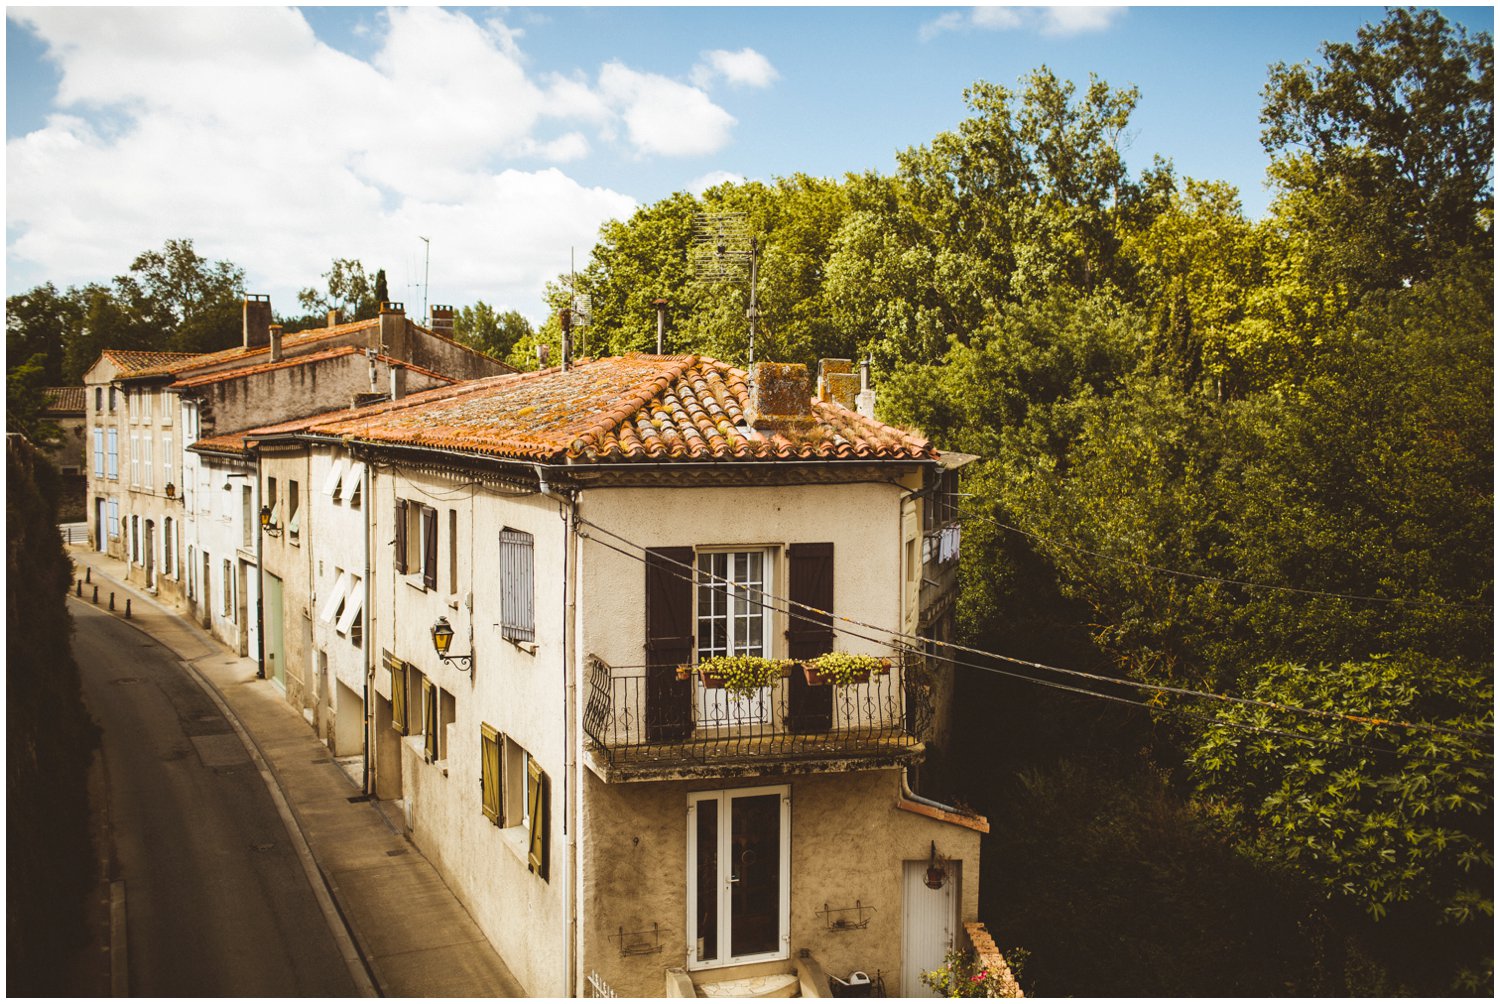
690,212,760,364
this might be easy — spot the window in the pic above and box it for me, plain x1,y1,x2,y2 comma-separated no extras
287,480,301,542
696,551,769,661
131,516,140,563
161,434,172,490
322,458,347,502
339,575,364,644
242,486,253,548
93,428,104,477
500,528,534,643
265,476,279,530
491,735,549,880
320,569,351,625
130,432,140,486
408,667,427,739
107,500,119,540
687,785,790,970
108,386,116,412
480,724,502,823
223,559,233,617
160,392,171,427
423,677,439,763
344,461,364,507
142,435,153,489
95,387,102,412
107,428,118,479
390,657,410,736
395,499,437,587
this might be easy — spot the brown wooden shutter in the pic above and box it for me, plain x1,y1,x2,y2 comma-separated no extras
645,546,694,742
423,678,438,762
526,759,549,880
422,506,438,589
389,656,408,735
394,498,409,574
786,542,834,732
480,724,501,824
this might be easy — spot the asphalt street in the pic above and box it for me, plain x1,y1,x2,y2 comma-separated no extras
71,598,359,996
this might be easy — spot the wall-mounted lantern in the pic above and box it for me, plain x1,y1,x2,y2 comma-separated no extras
924,841,947,890
431,616,473,673
259,504,281,537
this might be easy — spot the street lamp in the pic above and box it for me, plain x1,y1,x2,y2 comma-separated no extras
431,616,472,672
259,504,281,537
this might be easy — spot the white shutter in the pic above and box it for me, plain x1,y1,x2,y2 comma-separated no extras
319,571,350,623
341,461,365,505
336,578,364,635
322,458,347,498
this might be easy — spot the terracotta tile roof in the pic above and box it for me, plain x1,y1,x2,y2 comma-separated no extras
168,345,459,389
100,349,201,375
42,387,86,412
282,354,934,464
189,431,254,455
136,321,370,377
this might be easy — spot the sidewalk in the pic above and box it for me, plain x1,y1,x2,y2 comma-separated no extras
68,546,525,997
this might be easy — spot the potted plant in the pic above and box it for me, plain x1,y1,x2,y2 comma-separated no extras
686,655,793,693
802,652,891,686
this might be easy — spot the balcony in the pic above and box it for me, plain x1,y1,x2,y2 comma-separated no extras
583,655,929,781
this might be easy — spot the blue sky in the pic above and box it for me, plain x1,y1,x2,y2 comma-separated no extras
7,6,1493,323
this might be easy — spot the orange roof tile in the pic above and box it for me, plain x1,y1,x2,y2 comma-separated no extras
167,345,459,389
42,387,86,412
100,349,201,375
189,431,254,455
280,354,934,465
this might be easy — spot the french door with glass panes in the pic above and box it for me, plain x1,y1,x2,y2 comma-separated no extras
687,785,790,970
696,550,772,726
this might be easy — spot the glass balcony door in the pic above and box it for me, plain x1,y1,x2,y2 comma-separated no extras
687,785,790,970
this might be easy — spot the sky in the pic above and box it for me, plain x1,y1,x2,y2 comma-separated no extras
6,5,1494,326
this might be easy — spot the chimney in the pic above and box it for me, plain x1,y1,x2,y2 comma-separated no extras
390,363,407,401
745,362,814,430
652,298,669,354
268,324,284,363
430,304,455,337
327,308,342,328
855,358,877,420
537,343,550,368
243,294,272,350
816,358,858,410
378,301,408,362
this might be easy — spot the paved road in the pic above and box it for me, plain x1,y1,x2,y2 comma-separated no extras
72,599,359,996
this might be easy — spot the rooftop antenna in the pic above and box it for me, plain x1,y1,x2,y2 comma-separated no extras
418,236,431,326
691,211,759,364
568,246,590,358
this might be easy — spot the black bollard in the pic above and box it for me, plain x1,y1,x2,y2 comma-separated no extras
76,580,82,597
125,598,132,620
85,567,92,584
109,592,115,611
92,585,99,604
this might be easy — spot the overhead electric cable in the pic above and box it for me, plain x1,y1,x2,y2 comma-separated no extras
575,517,1494,747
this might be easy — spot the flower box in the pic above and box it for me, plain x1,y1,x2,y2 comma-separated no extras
801,655,891,687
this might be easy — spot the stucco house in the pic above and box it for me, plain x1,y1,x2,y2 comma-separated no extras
82,296,510,654
241,354,989,997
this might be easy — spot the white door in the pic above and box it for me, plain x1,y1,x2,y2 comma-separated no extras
902,858,959,996
246,571,260,672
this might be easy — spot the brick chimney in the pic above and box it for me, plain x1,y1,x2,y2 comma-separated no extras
268,324,284,363
816,358,859,410
745,362,814,430
430,304,455,337
243,295,272,350
378,301,408,361
327,308,342,328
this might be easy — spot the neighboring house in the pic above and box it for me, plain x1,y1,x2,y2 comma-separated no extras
40,386,88,521
82,296,511,655
242,354,986,998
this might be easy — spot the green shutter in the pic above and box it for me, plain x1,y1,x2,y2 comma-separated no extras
391,660,408,735
480,725,502,824
527,759,549,880
423,678,438,763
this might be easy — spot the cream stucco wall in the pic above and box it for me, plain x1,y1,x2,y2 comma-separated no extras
307,444,371,757
260,449,317,713
579,768,981,997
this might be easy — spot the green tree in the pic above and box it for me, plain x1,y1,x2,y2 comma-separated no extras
114,238,245,353
453,301,534,360
1262,8,1494,293
297,258,382,322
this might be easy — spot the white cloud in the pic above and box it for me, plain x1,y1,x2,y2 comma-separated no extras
597,62,736,157
692,48,779,89
687,171,748,196
922,5,1123,40
5,7,761,319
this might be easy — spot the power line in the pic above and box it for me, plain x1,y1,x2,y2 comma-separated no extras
965,510,1489,612
575,517,1494,751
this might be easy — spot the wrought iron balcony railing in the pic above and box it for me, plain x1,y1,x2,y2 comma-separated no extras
583,654,929,778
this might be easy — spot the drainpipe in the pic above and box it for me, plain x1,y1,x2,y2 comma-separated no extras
362,455,375,796
254,449,266,679
538,465,579,996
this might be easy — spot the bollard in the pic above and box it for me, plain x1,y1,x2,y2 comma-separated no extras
76,580,82,597
125,598,132,620
85,567,92,584
92,585,99,604
109,592,115,611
